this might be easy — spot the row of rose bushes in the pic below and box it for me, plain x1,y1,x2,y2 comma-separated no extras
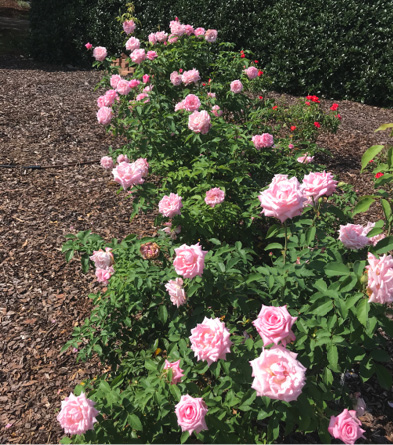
59,17,393,444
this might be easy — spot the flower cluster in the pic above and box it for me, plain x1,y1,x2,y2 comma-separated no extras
90,247,114,285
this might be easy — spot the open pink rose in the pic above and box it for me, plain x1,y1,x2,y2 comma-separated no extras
134,157,149,177
182,68,200,85
258,176,307,223
339,224,370,250
165,278,186,307
159,193,183,217
136,93,149,103
95,266,114,285
110,74,122,89
230,79,243,93
211,105,222,117
366,252,393,304
170,20,186,36
328,409,365,444
302,171,337,199
253,305,297,347
252,133,274,149
250,345,306,402
155,31,168,42
184,24,194,35
148,33,157,44
188,110,211,134
164,359,184,384
117,154,128,164
90,248,114,269
125,36,140,51
92,46,107,61
297,155,314,164
123,20,136,35
101,90,118,107
175,100,186,111
112,161,144,190
190,317,232,365
100,156,113,170
170,71,183,86
205,29,218,42
194,27,205,37
173,242,207,279
116,79,131,96
175,395,208,435
131,49,146,64
96,106,113,125
146,51,158,60
244,66,259,79
57,392,99,435
184,94,201,112
205,187,225,208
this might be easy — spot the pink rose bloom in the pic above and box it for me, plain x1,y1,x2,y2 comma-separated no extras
297,155,314,164
230,79,243,93
252,133,274,149
134,157,149,177
162,222,181,240
90,247,114,269
155,31,168,42
175,99,186,111
258,176,307,223
362,222,385,246
205,187,225,207
288,143,294,149
100,156,114,170
271,174,288,185
182,68,201,85
339,224,370,250
164,359,184,384
250,345,306,402
184,24,194,35
165,278,186,307
175,395,208,435
170,71,183,86
168,34,179,44
328,409,365,444
244,66,259,79
97,95,106,108
194,27,205,37
253,305,297,347
96,106,113,125
112,161,144,190
92,46,107,61
125,36,140,51
207,92,216,98
211,105,222,117
146,51,158,60
136,93,149,103
142,74,150,84
144,85,153,93
159,193,183,218
103,89,118,106
95,266,114,285
85,42,92,50
117,154,128,164
188,110,211,135
302,171,337,199
366,252,393,304
184,94,201,112
190,317,232,365
148,33,157,44
57,392,99,435
170,20,186,36
173,242,207,279
110,74,122,89
131,49,146,64
123,20,136,35
116,79,131,96
129,79,140,89
205,29,218,42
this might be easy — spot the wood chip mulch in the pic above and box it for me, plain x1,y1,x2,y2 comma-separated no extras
0,55,393,444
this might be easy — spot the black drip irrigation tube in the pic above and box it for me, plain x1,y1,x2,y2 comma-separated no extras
0,160,100,169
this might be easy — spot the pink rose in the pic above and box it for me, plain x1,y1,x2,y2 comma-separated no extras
170,20,186,36
184,24,194,35
250,345,306,402
155,31,168,42
148,33,157,44
190,317,232,365
110,74,122,89
57,392,99,435
100,156,114,170
205,187,225,207
271,174,288,184
131,49,146,64
328,409,365,444
97,96,106,108
173,242,207,279
165,278,186,307
184,94,201,112
170,71,183,86
175,395,208,435
339,224,370,250
146,50,158,60
159,193,183,218
162,222,181,240
362,222,385,246
112,161,144,190
175,100,186,111
136,93,149,103
95,266,114,285
366,252,393,304
144,85,153,93
142,74,150,84
129,79,140,89
207,92,216,98
96,106,113,125
244,66,259,79
230,79,243,93
125,36,140,51
103,89,118,106
188,110,211,135
85,42,92,50
194,27,205,37
252,305,297,347
288,143,294,149
134,157,149,177
205,29,218,42
92,46,107,61
258,176,307,223
90,247,114,269
182,68,200,85
252,133,274,149
297,155,314,164
211,105,222,117
302,171,337,199
168,34,179,44
164,359,184,384
117,154,129,164
123,20,136,35
116,79,131,96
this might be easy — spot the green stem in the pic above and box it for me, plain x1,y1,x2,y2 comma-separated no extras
283,222,288,265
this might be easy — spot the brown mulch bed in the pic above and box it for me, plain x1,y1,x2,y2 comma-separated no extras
0,53,393,444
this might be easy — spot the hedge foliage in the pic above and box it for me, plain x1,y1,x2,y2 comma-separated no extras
30,0,393,104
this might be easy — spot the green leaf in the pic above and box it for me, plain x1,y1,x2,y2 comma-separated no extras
169,383,181,401
357,298,369,326
376,364,393,390
361,145,384,171
65,250,74,262
373,236,393,254
158,305,168,324
375,123,393,132
306,226,316,246
310,299,333,316
324,262,350,276
265,242,283,250
128,413,143,431
327,344,338,371
352,197,375,215
388,147,393,168
180,432,190,444
81,253,90,273
381,199,392,220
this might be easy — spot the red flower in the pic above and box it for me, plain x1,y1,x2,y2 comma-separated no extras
306,95,320,103
208,78,212,83
179,68,183,73
305,101,311,106
272,105,278,110
375,172,384,179
258,95,263,100
369,160,374,163
254,60,258,64
258,70,264,76
335,114,342,120
314,122,321,128
241,54,246,58
202,83,206,86
330,103,339,111
290,126,297,131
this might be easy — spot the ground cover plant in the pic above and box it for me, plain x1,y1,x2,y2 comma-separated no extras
58,13,393,444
